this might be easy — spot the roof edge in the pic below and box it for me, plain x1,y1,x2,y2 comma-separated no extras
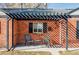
68,7,79,14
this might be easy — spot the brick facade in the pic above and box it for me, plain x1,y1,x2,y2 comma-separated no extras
0,18,79,48
0,18,7,48
13,20,60,46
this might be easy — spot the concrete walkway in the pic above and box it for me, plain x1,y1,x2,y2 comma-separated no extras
0,48,7,51
1,46,79,55
22,48,66,55
14,45,66,55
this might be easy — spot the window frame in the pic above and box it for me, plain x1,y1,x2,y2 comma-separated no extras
33,23,43,34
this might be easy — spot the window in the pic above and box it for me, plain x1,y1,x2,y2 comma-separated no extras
76,20,79,39
33,23,43,33
29,22,47,34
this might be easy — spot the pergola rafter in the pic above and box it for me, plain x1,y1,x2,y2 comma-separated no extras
0,8,71,20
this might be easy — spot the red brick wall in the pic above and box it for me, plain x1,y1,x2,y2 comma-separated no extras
14,19,18,46
61,18,79,48
8,19,12,49
67,18,79,48
0,18,7,48
0,17,79,48
12,18,79,48
7,18,79,48
0,18,13,48
13,20,60,46
0,18,78,48
68,18,76,41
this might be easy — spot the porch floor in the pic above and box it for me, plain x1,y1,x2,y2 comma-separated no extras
13,45,47,50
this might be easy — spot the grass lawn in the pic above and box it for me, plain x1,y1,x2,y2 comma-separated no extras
0,50,51,55
59,50,79,55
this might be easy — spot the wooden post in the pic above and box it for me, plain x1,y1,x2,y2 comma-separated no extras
6,16,9,51
12,18,14,48
66,19,68,50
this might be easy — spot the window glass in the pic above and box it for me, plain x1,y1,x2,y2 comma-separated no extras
37,23,43,32
33,23,43,33
33,23,37,32
29,22,47,34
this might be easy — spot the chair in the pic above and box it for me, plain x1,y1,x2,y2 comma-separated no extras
43,34,50,48
24,34,34,45
24,34,44,46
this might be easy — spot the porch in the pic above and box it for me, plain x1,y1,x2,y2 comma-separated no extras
0,8,71,50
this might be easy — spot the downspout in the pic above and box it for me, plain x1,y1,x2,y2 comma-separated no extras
6,16,9,51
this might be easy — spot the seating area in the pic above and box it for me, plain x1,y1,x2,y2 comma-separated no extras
24,33,51,47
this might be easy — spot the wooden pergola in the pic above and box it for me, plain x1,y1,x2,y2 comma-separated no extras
0,8,71,51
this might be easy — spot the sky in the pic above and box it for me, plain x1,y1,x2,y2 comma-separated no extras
48,3,79,9
0,3,79,9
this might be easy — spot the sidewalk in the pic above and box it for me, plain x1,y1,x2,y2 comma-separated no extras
1,47,79,55
20,48,66,55
13,45,66,55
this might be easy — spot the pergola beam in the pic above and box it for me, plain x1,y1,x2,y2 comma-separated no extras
6,16,9,51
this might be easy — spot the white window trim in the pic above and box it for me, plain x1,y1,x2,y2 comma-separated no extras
33,23,43,34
